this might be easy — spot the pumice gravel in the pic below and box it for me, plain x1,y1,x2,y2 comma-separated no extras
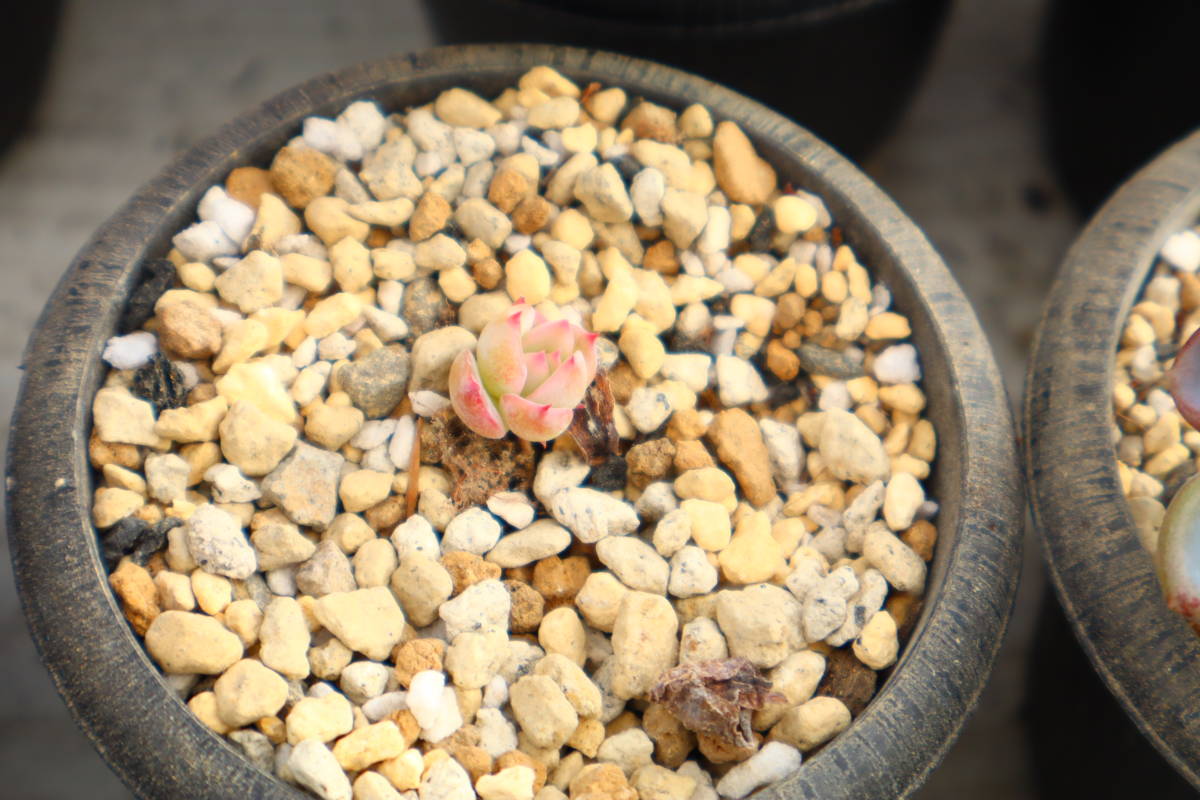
93,65,939,800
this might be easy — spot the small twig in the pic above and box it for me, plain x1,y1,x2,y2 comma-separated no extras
404,417,422,521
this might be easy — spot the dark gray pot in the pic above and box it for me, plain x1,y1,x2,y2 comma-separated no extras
7,44,1021,799
1025,129,1200,789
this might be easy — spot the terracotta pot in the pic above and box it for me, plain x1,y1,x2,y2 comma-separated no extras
6,44,1021,799
420,0,951,158
1025,129,1200,789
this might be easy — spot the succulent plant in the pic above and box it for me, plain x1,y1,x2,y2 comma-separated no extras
1158,327,1200,630
448,302,598,442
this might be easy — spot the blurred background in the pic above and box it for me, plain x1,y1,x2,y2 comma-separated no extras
1,0,1197,797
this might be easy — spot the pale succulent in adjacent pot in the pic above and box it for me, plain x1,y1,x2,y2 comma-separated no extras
1158,327,1200,630
448,302,598,442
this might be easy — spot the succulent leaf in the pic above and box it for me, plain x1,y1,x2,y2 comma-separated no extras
500,393,576,442
528,351,591,409
1170,326,1200,430
475,309,526,396
1158,474,1200,629
448,350,507,438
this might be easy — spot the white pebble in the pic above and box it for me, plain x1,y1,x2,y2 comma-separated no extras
292,337,318,369
409,391,451,417
362,690,407,722
406,670,448,730
303,117,363,162
197,186,255,244
1162,229,1200,271
818,381,852,411
715,742,802,799
102,331,158,370
389,415,417,469
482,675,509,708
486,492,536,529
289,739,352,800
696,206,732,254
351,418,397,450
716,355,769,406
377,280,405,315
337,101,387,151
442,507,503,555
873,344,921,384
626,386,674,433
391,514,440,561
414,151,444,178
173,220,239,262
265,567,297,597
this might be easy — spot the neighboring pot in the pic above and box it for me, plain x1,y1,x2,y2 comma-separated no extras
420,0,951,158
1025,130,1200,789
7,44,1020,799
1040,0,1200,214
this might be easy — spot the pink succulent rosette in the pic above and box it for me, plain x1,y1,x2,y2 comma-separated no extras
449,302,598,441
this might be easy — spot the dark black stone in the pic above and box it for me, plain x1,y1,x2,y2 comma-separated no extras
748,208,775,252
130,353,188,411
129,517,182,566
611,154,641,184
590,454,627,491
766,379,802,407
119,259,175,334
100,517,148,568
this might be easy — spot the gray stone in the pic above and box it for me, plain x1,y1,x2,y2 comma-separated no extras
261,442,345,530
338,346,411,419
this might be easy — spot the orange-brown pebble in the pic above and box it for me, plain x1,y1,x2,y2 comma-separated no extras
257,715,287,745
393,638,446,687
620,101,679,143
488,168,531,214
504,579,546,634
441,551,502,595
89,430,143,470
886,592,923,639
497,750,548,792
642,703,697,768
773,293,806,332
569,763,637,800
506,565,535,584
409,192,452,242
606,362,641,405
643,240,679,275
900,520,937,562
532,556,591,609
666,408,709,441
672,439,714,472
604,710,641,738
225,166,274,208
109,559,161,636
512,194,553,234
626,438,677,489
269,145,337,209
367,228,391,248
765,339,801,382
364,495,406,532
388,708,422,748
474,258,503,290
697,731,760,764
450,744,493,783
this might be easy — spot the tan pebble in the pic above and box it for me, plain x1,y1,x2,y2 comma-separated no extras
93,487,145,529
568,718,607,759
569,763,637,800
496,751,548,793
641,704,696,768
435,87,503,128
409,191,452,241
707,408,776,507
610,592,678,699
306,196,371,245
532,555,591,609
719,511,786,585
712,121,776,205
680,499,732,550
188,691,232,735
865,312,912,340
158,302,221,359
377,747,426,791
145,610,243,674
393,638,446,687
585,86,627,124
287,692,355,745
506,249,552,304
674,467,737,505
771,696,851,751
539,606,588,666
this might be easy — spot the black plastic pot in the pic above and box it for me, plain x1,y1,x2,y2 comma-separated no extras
1026,129,1200,791
7,44,1020,799
421,0,951,158
1040,0,1200,214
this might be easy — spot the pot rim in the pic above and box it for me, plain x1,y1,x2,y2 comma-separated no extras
1025,129,1200,789
6,43,1021,799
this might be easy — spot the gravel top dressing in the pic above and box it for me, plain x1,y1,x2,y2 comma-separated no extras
91,65,939,800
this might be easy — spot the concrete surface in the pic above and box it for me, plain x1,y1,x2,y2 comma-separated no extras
0,0,1074,796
